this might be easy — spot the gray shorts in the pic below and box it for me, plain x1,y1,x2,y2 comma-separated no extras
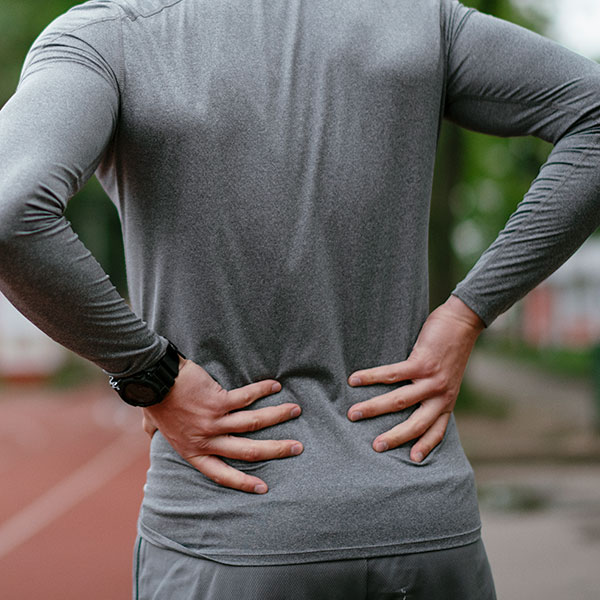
133,536,497,600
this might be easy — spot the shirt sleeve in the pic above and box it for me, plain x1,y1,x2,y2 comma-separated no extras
443,0,600,326
0,3,167,377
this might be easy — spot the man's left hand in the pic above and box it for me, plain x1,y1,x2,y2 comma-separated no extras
346,295,485,462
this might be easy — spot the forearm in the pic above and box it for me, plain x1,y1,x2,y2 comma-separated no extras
0,217,166,377
452,129,600,326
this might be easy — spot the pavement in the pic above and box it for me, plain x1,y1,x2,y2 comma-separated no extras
0,383,148,600
458,348,600,599
475,463,600,600
458,348,600,462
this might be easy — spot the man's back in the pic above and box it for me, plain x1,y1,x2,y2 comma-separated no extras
2,0,600,570
101,0,478,563
11,0,479,562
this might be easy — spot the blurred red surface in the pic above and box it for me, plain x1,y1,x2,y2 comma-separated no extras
0,384,149,600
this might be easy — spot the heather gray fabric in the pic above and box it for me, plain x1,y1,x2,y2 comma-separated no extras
1,0,600,566
133,536,497,600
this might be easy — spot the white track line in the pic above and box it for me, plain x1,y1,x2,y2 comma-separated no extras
0,432,146,559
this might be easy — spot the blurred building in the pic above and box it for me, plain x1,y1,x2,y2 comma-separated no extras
0,294,66,380
491,236,600,348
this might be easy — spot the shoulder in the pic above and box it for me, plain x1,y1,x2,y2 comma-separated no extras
34,1,126,41
19,1,127,92
108,0,187,20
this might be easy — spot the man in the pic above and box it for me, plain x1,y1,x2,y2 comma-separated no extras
1,0,599,598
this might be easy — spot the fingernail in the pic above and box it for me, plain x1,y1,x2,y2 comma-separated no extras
271,382,281,393
349,411,363,421
290,407,301,418
374,441,389,452
290,444,303,455
254,484,268,494
349,375,361,386
413,452,424,463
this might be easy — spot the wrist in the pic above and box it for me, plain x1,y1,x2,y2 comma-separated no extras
442,295,486,334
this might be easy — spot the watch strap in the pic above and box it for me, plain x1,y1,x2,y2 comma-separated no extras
109,341,184,406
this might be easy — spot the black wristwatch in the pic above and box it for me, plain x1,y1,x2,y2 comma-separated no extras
109,342,185,407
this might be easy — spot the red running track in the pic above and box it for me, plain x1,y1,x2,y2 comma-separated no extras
0,383,150,600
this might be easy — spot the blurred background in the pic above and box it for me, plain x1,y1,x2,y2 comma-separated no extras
1,0,599,598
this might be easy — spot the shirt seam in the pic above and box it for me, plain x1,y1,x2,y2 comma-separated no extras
32,15,123,51
118,0,187,21
446,92,584,119
446,3,476,57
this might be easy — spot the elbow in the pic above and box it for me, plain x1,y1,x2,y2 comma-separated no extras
0,188,64,252
0,195,26,249
0,163,67,250
556,75,600,140
0,153,69,249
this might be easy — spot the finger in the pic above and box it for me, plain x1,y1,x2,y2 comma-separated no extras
347,380,431,421
216,403,302,434
208,435,304,462
410,412,451,463
187,454,271,494
348,358,422,387
372,398,447,452
224,379,282,411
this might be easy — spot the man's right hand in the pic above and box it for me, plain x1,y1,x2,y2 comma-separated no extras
142,359,303,494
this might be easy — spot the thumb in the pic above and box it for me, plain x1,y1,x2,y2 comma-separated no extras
142,414,158,438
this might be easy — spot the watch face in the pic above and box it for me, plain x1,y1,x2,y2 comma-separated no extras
123,381,160,406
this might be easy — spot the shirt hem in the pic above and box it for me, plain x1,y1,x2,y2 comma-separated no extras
138,520,482,566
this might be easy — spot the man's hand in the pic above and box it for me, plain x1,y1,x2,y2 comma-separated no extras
346,295,484,462
142,360,303,494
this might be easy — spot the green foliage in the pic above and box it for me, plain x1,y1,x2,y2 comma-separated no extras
455,380,510,418
477,482,549,513
48,352,103,389
65,178,127,294
0,0,80,103
479,336,593,379
450,132,553,278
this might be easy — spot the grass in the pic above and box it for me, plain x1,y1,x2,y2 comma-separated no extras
47,355,104,389
478,335,594,379
455,380,510,419
477,482,550,513
0,355,101,391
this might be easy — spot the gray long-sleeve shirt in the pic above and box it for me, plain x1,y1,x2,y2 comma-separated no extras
1,0,599,565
